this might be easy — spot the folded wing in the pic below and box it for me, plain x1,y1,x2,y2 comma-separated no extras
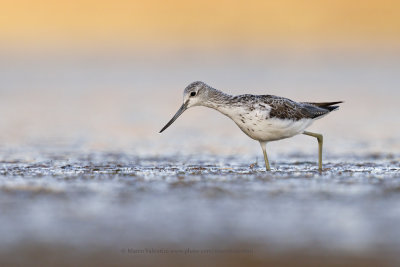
260,95,342,120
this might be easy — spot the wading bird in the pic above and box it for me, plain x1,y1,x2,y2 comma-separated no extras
160,81,342,171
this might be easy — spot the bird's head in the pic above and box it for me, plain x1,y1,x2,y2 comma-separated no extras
159,81,210,133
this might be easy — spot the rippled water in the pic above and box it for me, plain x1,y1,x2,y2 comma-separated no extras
0,148,399,266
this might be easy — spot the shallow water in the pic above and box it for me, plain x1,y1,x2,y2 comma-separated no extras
0,148,399,266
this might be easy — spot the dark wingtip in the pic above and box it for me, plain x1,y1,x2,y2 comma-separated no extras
329,101,344,105
320,101,344,106
327,101,343,111
306,101,344,111
328,105,340,111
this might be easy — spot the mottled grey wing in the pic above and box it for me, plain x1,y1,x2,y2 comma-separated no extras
261,95,330,120
299,103,331,119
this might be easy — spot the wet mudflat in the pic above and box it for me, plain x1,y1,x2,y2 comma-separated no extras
0,150,399,266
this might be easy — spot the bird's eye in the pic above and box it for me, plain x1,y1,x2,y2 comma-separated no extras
190,91,196,97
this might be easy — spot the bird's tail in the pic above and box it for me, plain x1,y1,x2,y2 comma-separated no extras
304,101,343,111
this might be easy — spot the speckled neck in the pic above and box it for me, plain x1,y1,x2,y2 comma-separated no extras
202,87,234,113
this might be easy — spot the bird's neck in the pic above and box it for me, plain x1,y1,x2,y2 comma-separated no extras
202,88,235,117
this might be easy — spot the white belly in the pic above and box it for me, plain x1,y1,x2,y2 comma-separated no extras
233,114,314,142
217,105,314,142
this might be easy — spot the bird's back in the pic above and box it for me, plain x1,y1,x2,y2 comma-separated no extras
228,94,342,120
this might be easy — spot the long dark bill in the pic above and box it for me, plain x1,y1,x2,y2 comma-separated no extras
159,102,188,133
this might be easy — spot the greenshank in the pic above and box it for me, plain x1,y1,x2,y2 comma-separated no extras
160,81,342,171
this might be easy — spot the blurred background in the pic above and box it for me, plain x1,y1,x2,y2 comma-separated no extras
1,2,400,266
0,0,399,157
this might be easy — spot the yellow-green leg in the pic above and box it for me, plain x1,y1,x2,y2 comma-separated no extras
259,141,271,171
303,131,323,171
